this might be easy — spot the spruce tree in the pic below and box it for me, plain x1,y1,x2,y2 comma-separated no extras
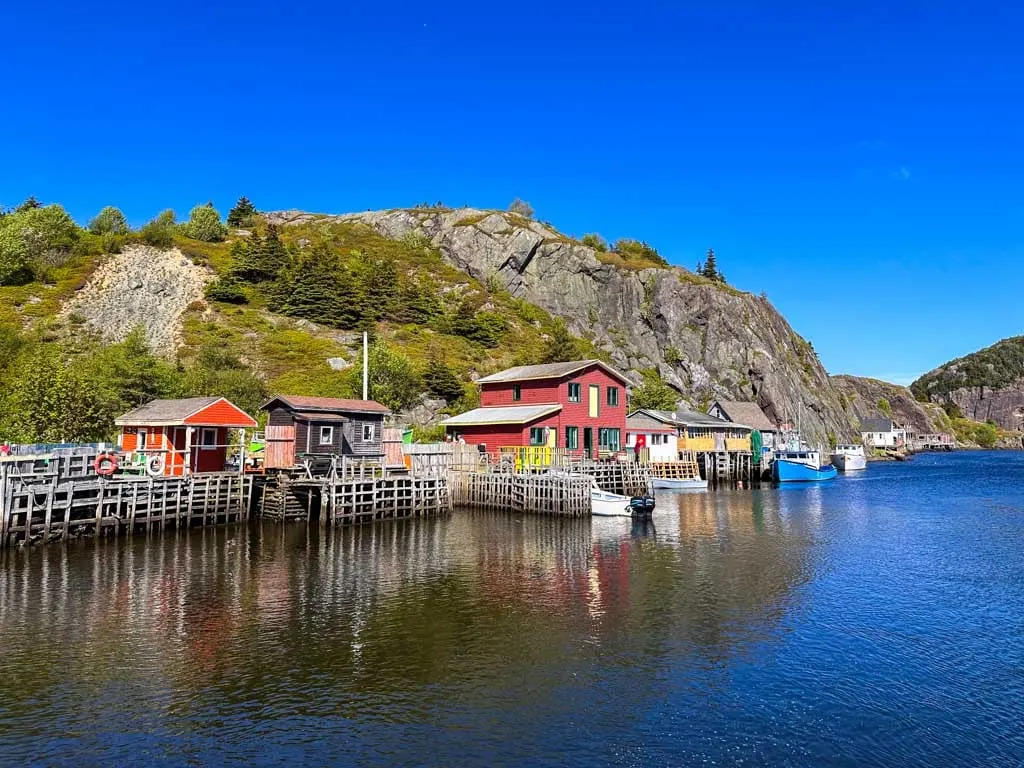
541,319,582,363
701,248,718,280
424,351,465,403
227,196,257,227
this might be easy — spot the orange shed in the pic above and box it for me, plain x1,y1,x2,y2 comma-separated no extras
115,397,258,476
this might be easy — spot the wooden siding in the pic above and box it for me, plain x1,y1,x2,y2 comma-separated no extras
183,398,257,427
342,416,385,456
264,424,296,469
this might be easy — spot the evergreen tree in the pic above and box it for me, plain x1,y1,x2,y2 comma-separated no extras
15,196,41,213
629,375,679,411
695,260,704,274
424,351,465,403
395,275,443,324
358,255,399,322
701,248,718,280
226,196,257,227
541,319,582,363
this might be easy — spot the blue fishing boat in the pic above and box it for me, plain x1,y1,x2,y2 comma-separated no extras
772,450,838,482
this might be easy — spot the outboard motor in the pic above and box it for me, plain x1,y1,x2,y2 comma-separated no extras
629,493,655,518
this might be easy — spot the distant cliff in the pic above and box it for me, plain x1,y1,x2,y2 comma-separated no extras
911,336,1024,430
831,375,952,435
269,207,857,444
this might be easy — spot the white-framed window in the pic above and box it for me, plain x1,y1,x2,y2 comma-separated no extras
362,424,375,442
200,427,217,451
319,426,334,446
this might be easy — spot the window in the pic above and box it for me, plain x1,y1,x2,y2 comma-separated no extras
512,384,522,402
567,382,581,402
607,386,619,407
362,424,375,442
319,426,334,446
530,427,546,446
598,428,621,452
200,427,217,451
565,426,579,450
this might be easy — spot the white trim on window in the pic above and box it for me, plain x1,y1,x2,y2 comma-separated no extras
199,427,217,451
319,426,334,446
362,424,375,442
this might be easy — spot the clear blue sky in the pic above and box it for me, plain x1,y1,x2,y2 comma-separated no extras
3,1,1022,384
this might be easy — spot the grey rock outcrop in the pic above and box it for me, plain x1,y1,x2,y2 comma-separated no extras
830,375,949,434
60,245,212,356
269,207,858,443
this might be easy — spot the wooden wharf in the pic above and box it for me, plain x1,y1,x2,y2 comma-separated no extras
0,465,252,548
450,471,593,517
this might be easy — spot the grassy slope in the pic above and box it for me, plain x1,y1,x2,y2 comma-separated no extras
140,220,602,402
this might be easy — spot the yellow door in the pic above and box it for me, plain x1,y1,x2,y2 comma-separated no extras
546,427,557,448
588,385,599,418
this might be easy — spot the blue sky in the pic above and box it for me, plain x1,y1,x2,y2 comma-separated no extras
3,1,1022,384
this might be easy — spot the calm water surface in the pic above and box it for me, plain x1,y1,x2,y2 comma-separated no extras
1,452,1023,767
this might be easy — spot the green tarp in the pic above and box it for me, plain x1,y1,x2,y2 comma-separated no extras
751,429,763,465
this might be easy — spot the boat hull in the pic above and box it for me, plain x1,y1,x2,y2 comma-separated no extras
650,477,708,490
773,459,838,483
591,489,632,517
832,453,867,472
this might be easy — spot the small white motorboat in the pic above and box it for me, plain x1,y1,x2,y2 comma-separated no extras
831,444,867,472
591,485,633,517
650,476,708,491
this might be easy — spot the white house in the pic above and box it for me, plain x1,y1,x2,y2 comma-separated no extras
861,418,906,449
625,410,680,461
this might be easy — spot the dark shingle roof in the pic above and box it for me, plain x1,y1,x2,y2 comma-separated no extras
476,359,629,385
115,397,222,425
263,395,390,414
861,418,895,433
631,408,750,429
712,401,776,431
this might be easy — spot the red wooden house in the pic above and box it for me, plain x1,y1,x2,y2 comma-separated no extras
441,360,630,458
115,397,258,476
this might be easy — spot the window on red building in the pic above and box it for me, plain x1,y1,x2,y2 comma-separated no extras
598,428,621,452
567,382,581,402
513,385,522,401
565,426,579,450
607,386,619,406
529,427,546,446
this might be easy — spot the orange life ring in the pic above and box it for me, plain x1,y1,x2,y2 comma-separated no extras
95,453,119,476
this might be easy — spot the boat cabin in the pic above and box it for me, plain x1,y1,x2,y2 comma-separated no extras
115,397,258,476
261,395,391,470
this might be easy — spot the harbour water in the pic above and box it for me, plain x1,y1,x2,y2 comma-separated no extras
1,452,1022,766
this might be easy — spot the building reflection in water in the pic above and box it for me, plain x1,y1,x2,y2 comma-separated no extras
0,494,817,730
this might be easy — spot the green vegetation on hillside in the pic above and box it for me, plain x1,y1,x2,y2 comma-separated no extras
912,335,1024,401
0,196,610,443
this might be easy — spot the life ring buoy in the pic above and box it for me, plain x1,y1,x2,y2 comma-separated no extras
146,455,166,477
94,453,119,476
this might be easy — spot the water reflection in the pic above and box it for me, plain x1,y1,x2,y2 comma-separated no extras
0,497,817,763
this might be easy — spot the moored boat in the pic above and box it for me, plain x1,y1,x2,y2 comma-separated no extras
772,450,838,482
591,486,634,516
650,476,708,491
831,445,867,472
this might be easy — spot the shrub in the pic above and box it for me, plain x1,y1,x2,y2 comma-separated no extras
140,210,176,247
663,345,683,367
612,238,667,267
88,206,129,235
0,224,32,285
508,198,534,218
877,397,892,417
629,374,679,411
182,204,227,242
204,277,248,304
581,233,608,252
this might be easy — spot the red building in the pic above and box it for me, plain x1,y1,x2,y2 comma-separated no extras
442,360,630,458
116,397,258,476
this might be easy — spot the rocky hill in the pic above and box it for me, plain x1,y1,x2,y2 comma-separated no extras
268,207,854,444
831,375,951,435
911,336,1024,430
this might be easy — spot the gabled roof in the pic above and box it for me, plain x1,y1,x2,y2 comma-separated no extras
294,412,349,422
861,418,895,433
711,400,776,432
441,404,562,427
476,359,630,386
115,397,257,428
630,408,751,429
262,395,390,414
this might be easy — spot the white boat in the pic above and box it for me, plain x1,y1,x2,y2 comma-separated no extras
591,485,633,517
831,445,867,472
650,476,708,490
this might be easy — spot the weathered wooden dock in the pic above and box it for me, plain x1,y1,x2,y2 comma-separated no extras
0,467,252,548
450,472,594,517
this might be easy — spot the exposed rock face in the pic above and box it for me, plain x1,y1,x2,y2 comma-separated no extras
911,336,1024,431
60,246,212,356
269,207,857,443
830,375,949,434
